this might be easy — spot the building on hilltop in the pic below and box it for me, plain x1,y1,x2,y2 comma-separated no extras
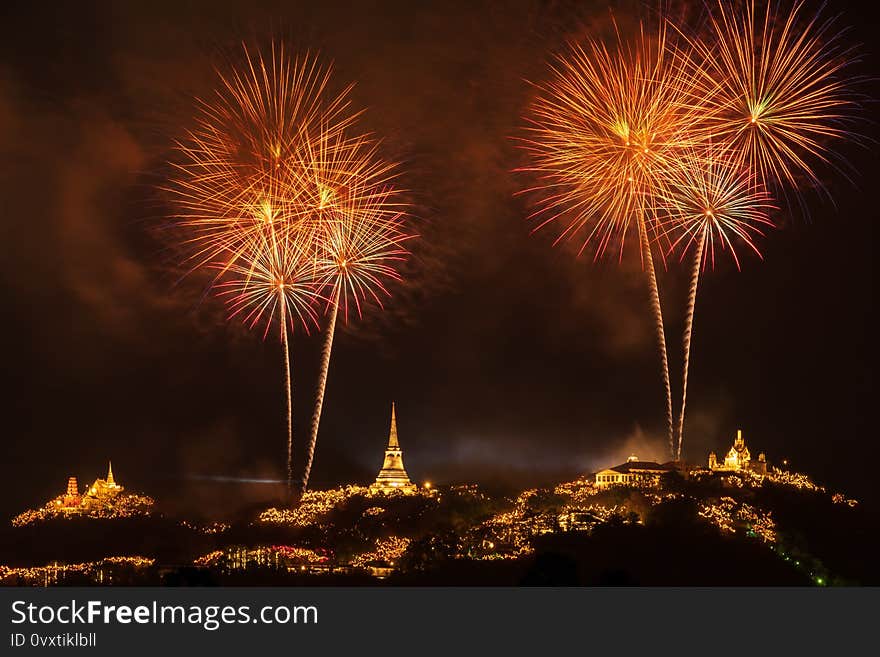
85,461,123,500
58,462,124,513
708,430,767,475
62,477,81,508
370,403,417,494
594,455,672,489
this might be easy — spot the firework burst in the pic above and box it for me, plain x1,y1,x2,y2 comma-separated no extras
519,23,703,256
680,0,856,196
166,43,371,499
166,43,358,279
519,22,702,458
214,228,324,338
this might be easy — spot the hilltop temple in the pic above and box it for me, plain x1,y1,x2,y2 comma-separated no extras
60,462,124,512
12,461,155,527
370,404,418,494
708,430,767,475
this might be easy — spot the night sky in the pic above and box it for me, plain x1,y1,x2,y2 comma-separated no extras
0,0,876,518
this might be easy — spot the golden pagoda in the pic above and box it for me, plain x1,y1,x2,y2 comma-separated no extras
62,477,80,508
86,461,123,499
370,403,417,494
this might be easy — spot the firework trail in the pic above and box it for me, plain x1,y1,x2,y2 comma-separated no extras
635,209,675,457
214,226,325,494
280,300,293,490
303,297,338,492
519,22,702,458
677,228,705,464
657,145,775,459
300,179,412,493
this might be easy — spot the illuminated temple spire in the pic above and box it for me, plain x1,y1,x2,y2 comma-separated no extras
106,461,115,486
370,402,417,494
388,402,400,449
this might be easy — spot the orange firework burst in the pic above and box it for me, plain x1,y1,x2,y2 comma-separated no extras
166,43,385,500
659,145,776,271
314,184,410,321
214,228,324,339
166,41,411,498
519,2,862,461
657,144,776,460
519,22,701,457
519,22,700,258
166,43,358,278
286,122,401,243
681,0,856,194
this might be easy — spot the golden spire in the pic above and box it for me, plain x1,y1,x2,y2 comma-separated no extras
388,402,399,449
370,402,416,493
107,461,115,486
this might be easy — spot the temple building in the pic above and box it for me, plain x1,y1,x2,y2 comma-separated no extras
708,430,767,475
59,462,124,512
84,461,123,500
370,404,417,494
594,455,672,489
62,477,81,508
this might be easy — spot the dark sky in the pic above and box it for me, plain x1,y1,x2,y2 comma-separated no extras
0,0,876,518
